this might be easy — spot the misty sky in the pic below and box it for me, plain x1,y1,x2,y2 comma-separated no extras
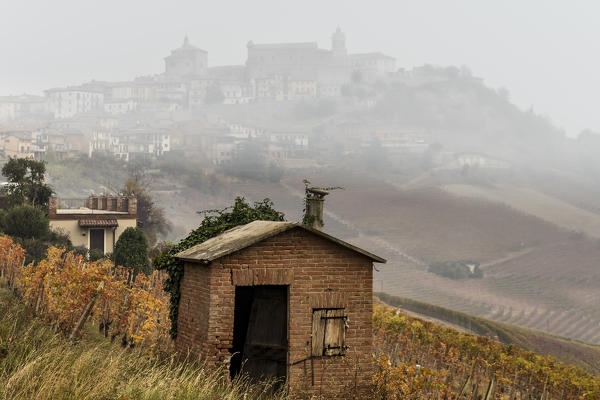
1,0,598,137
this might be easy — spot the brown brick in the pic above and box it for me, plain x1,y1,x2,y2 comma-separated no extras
174,227,377,397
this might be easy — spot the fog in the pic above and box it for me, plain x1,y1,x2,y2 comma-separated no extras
2,0,600,350
1,1,600,136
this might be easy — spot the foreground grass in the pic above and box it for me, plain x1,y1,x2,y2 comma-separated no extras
0,288,284,400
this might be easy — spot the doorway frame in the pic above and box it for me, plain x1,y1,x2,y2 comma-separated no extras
88,228,106,254
229,284,290,385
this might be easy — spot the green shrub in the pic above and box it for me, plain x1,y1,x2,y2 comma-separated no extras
88,248,105,262
114,227,150,276
2,204,49,239
428,260,483,280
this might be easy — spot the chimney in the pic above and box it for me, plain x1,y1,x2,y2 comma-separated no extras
116,197,126,212
48,197,57,218
303,187,329,230
127,197,137,217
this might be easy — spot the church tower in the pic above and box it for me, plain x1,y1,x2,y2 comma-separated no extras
164,36,208,79
331,27,347,57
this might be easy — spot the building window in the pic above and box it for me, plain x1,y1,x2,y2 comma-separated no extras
311,308,347,356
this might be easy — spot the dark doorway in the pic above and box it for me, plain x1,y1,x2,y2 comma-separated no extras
230,285,288,384
89,229,104,252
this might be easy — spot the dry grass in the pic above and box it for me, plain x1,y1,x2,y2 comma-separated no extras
0,287,285,400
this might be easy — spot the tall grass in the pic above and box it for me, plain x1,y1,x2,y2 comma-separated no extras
0,287,285,400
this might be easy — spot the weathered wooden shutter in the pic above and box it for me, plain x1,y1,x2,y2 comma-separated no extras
311,308,347,357
312,309,327,356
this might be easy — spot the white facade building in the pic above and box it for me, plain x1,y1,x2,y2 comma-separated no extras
89,130,170,161
104,100,138,115
46,87,104,119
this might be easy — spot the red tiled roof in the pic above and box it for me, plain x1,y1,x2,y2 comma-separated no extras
78,219,118,228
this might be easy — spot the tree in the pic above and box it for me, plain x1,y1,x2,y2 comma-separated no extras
114,227,150,276
1,158,53,208
1,203,72,264
122,178,172,246
154,197,285,337
2,204,48,239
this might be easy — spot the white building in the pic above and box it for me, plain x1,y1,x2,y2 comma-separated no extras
0,95,49,121
104,100,138,115
348,53,396,81
46,86,104,119
89,130,170,161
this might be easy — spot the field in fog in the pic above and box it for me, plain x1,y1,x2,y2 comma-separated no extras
144,164,600,345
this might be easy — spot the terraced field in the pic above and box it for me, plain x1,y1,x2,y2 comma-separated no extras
444,183,600,238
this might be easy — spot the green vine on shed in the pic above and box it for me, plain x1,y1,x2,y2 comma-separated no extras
153,197,285,338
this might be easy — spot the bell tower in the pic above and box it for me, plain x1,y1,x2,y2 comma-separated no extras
331,27,347,57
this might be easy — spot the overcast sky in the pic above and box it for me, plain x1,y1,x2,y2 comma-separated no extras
1,0,598,137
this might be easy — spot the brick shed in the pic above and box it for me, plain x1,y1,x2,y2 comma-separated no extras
174,220,385,396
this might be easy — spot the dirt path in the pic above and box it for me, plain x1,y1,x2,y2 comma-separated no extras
480,246,537,269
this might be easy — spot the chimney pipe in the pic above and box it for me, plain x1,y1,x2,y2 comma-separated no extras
304,187,329,230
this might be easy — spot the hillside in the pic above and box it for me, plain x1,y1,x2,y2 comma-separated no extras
373,302,600,399
375,292,600,374
0,287,284,400
43,152,600,347
37,65,600,349
2,279,599,399
244,169,600,346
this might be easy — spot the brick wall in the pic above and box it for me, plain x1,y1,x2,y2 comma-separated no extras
176,261,211,357
176,227,374,397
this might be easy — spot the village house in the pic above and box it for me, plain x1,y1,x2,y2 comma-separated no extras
1,132,36,159
174,189,385,396
89,129,170,161
48,196,137,254
45,85,105,119
0,95,49,122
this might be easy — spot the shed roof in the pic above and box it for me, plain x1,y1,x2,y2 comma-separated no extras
175,221,386,264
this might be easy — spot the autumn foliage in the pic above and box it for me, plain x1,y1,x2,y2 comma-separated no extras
0,235,170,352
2,233,600,399
373,304,600,399
0,234,26,289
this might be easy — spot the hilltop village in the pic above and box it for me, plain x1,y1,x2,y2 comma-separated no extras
0,29,494,172
0,29,388,160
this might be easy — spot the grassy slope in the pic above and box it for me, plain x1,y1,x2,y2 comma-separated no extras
0,288,283,400
376,292,600,374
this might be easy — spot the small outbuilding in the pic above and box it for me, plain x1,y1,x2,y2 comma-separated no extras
48,196,137,255
174,193,385,396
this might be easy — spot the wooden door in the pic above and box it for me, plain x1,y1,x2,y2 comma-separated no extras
242,286,288,383
89,229,104,252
